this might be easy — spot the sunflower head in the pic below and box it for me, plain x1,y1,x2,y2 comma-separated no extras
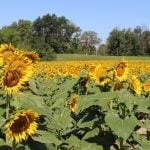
5,109,38,143
78,71,90,89
99,77,112,86
58,66,68,77
113,81,128,91
130,76,142,95
88,64,96,78
114,61,129,81
22,51,39,63
68,65,80,78
68,95,78,112
92,64,105,83
0,43,16,64
1,55,34,95
143,80,150,92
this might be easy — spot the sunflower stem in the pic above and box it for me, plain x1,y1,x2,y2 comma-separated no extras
12,138,16,150
120,137,124,150
6,94,11,119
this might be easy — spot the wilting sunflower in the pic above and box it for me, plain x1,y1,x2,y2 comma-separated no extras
113,81,128,91
5,109,38,143
68,95,78,112
114,61,129,81
1,55,33,95
79,73,89,88
0,43,16,64
143,80,150,92
130,76,142,95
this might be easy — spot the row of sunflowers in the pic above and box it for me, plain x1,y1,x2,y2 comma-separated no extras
0,43,149,150
36,58,150,96
0,44,40,149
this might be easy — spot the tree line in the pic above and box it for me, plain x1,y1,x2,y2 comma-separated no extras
104,27,150,56
0,13,150,60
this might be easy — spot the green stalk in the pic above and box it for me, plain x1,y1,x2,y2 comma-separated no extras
6,94,11,119
120,137,124,150
6,94,12,144
12,138,16,150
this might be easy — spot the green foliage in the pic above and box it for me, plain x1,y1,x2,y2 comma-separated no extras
0,65,150,149
107,26,150,56
1,15,150,56
0,13,81,60
105,112,137,140
107,28,140,56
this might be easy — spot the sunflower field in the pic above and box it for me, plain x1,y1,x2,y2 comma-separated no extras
0,44,150,150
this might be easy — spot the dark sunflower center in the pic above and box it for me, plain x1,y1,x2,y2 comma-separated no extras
116,63,126,77
70,99,76,108
10,115,30,134
4,71,21,87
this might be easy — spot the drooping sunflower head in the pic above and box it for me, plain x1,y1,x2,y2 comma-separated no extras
79,72,89,87
143,80,150,92
114,61,129,81
113,81,129,91
1,55,34,95
0,43,17,64
68,95,78,112
5,109,38,143
130,76,142,95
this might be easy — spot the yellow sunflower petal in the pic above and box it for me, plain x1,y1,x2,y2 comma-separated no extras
5,109,38,143
1,55,34,95
114,61,129,81
130,76,142,95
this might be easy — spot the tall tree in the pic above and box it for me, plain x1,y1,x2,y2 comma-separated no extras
80,31,101,54
98,44,108,55
32,13,80,54
107,28,124,55
0,22,19,45
107,28,140,56
17,20,32,49
140,31,150,55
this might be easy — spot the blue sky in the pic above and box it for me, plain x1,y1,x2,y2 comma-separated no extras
0,0,150,43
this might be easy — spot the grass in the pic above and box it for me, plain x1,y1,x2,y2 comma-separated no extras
56,54,150,61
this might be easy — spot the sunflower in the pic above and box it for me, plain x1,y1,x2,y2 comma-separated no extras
0,43,16,64
113,81,128,91
88,64,96,78
68,65,80,78
5,109,38,143
58,66,68,77
1,55,33,95
68,95,78,112
114,61,129,81
80,73,89,88
21,51,39,63
92,64,105,83
130,76,142,95
99,77,112,86
143,80,150,92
